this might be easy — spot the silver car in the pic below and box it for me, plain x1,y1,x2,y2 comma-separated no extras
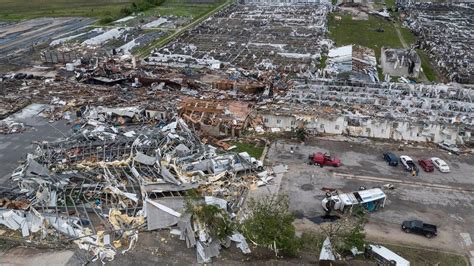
437,141,460,155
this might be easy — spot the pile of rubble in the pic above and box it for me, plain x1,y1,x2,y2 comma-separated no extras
404,3,473,84
324,45,378,82
147,4,331,74
0,112,275,262
0,119,25,134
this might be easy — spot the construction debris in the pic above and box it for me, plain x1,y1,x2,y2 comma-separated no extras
325,45,378,82
147,4,331,74
0,0,472,264
0,112,271,262
381,48,421,78
402,3,473,83
255,79,473,145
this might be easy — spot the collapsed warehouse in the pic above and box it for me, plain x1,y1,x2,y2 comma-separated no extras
403,3,474,84
147,4,331,73
0,113,276,262
255,79,473,144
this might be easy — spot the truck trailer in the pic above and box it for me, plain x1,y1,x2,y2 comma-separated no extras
322,188,386,213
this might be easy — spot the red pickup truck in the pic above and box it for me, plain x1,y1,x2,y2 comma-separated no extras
309,152,341,167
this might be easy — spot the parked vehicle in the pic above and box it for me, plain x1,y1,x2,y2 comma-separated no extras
322,188,386,213
401,220,437,238
309,152,341,167
437,141,460,155
400,155,419,175
383,152,398,166
418,159,434,172
365,244,410,266
430,157,450,172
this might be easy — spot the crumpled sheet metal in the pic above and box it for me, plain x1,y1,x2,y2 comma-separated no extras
146,198,183,230
230,233,251,254
2,116,261,263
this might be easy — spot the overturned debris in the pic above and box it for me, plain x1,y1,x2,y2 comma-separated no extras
1,116,268,262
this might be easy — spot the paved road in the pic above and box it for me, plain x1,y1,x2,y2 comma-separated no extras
0,104,71,183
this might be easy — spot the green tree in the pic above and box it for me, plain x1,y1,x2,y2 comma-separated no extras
241,195,300,257
185,189,236,241
295,127,307,141
321,205,367,255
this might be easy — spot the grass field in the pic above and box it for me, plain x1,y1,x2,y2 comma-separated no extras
0,0,224,21
329,14,406,79
0,0,133,20
417,49,438,82
329,14,404,58
147,0,225,18
231,141,265,159
328,13,438,81
399,26,415,46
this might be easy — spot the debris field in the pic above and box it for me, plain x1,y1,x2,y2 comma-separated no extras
0,0,473,264
148,4,331,73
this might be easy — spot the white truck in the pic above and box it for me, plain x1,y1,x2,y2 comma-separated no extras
322,188,386,213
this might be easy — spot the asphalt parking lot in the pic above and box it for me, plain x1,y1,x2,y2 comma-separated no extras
0,104,71,183
266,137,474,259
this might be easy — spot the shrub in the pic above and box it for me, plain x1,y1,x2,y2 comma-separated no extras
120,7,133,16
99,16,114,25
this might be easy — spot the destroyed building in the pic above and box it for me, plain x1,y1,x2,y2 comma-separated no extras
146,4,330,74
0,114,268,263
381,48,421,78
179,98,252,138
324,45,378,82
403,3,473,83
255,79,473,144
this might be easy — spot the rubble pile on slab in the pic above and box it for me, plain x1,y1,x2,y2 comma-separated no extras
404,3,473,84
381,48,421,79
0,113,265,262
147,4,331,73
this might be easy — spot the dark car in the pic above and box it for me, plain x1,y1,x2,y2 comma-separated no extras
383,152,398,166
402,220,437,238
418,159,434,172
